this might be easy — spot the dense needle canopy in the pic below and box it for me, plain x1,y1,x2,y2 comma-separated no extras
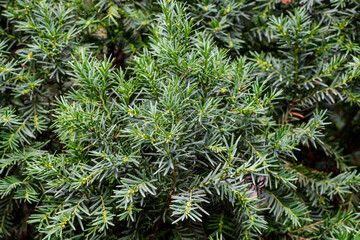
0,0,360,239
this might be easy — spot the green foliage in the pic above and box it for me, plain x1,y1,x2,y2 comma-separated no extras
1,0,360,239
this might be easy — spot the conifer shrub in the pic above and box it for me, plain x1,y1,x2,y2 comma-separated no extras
1,0,360,239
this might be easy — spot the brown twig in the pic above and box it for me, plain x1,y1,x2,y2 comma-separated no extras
287,233,311,240
150,167,178,240
351,152,358,165
282,97,297,125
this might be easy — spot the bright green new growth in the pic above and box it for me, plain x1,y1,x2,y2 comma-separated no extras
1,0,360,239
